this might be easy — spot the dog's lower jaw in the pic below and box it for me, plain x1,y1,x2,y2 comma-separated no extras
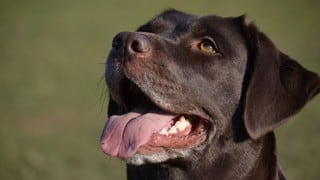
126,133,285,180
121,123,216,165
122,141,208,165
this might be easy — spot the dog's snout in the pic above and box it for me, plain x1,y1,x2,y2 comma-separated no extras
112,32,151,56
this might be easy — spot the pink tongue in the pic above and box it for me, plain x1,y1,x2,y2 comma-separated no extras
100,107,176,157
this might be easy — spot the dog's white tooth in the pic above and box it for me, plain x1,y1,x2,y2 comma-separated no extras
178,116,186,122
186,120,191,126
175,116,191,131
159,116,192,135
168,126,178,134
159,128,168,136
175,121,186,131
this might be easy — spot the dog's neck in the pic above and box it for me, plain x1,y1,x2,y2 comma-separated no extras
248,133,286,180
126,133,285,180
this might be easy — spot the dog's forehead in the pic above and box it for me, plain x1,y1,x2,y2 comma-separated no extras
137,10,241,42
137,10,197,39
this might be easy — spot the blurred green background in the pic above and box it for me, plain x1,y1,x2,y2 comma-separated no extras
1,0,319,179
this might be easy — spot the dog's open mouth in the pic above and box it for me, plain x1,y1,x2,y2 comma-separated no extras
100,80,209,158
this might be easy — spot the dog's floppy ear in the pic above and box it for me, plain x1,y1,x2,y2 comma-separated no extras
240,16,320,139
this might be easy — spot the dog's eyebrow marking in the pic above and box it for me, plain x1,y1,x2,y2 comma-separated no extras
174,22,193,32
171,23,193,39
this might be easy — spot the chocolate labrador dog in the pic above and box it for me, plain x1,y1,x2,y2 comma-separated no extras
100,9,320,180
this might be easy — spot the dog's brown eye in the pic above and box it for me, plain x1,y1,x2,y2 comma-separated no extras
199,38,217,54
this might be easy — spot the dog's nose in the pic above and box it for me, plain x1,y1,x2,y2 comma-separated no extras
112,32,151,55
129,34,150,53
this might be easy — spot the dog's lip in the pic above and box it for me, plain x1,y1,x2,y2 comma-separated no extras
107,67,212,121
124,74,211,120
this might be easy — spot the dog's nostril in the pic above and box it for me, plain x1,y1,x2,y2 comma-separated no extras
131,40,141,52
130,37,150,53
112,32,151,54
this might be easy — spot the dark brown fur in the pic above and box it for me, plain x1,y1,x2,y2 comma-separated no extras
104,9,320,180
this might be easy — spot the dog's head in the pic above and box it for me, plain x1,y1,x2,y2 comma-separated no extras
101,9,320,165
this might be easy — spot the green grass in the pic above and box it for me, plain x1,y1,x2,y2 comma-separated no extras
1,0,319,179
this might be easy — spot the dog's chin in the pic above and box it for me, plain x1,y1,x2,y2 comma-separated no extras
122,151,187,165
122,142,208,165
